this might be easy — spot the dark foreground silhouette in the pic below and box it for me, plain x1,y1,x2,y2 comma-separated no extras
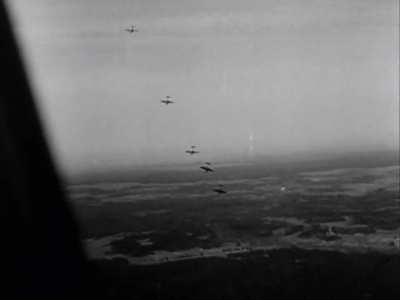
91,248,400,300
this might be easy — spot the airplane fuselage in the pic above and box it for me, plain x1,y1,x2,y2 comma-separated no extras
161,100,174,105
200,166,214,172
213,189,227,194
185,150,199,155
126,27,138,34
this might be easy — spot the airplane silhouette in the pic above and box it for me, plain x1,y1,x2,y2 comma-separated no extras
185,149,199,155
200,165,214,172
213,185,227,194
185,145,199,155
125,25,138,34
161,96,174,105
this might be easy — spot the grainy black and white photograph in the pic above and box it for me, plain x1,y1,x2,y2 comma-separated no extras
2,0,399,299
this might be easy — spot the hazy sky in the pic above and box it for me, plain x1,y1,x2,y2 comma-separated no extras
7,0,399,173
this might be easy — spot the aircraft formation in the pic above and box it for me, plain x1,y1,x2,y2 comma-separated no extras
183,146,227,194
125,26,227,195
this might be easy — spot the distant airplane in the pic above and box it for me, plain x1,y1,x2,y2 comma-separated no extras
161,96,174,105
185,145,199,155
185,149,199,155
200,165,214,173
213,184,227,194
125,25,138,34
280,186,287,192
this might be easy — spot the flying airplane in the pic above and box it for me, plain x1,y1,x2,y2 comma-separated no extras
185,145,199,155
125,25,138,34
161,96,174,105
200,165,214,172
213,184,227,194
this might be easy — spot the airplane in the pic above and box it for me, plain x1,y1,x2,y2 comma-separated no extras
161,96,174,105
213,184,227,194
125,25,138,34
185,145,199,155
185,149,199,155
200,165,214,173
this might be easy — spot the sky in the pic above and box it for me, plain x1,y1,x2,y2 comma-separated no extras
6,0,399,174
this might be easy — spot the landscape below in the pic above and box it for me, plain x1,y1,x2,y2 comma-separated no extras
68,152,400,299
